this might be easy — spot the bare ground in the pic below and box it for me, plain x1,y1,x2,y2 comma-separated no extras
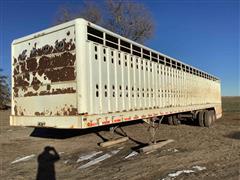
0,97,240,180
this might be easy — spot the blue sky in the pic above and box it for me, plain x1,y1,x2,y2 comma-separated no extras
0,0,239,96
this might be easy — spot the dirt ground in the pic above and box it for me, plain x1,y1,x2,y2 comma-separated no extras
0,97,240,180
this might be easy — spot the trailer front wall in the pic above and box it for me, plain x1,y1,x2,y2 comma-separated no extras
12,25,77,116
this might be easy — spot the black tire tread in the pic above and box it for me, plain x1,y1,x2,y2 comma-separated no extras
198,111,205,127
204,110,212,127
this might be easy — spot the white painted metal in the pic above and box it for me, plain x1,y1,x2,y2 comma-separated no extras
10,18,222,129
11,24,76,116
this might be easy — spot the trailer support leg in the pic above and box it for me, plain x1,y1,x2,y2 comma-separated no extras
99,126,129,148
140,116,174,153
109,126,118,140
149,118,157,144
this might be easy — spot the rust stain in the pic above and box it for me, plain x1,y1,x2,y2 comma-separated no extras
14,75,29,87
45,67,75,82
69,107,77,115
14,38,76,75
53,39,75,53
13,65,19,75
38,52,76,70
22,86,28,91
19,61,27,73
34,104,77,116
38,69,44,76
13,105,24,116
47,84,51,90
15,38,75,63
32,84,40,91
37,87,76,96
31,76,41,85
38,87,76,96
38,91,50,96
13,88,19,97
36,48,44,56
13,37,77,116
14,52,76,87
42,45,54,55
24,91,38,97
14,106,18,115
53,87,76,94
35,112,41,116
26,58,38,71
14,86,76,97
18,50,27,61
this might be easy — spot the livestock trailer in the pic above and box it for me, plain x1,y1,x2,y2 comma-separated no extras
10,18,222,129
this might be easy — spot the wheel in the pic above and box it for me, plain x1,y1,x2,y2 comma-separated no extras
198,111,205,127
204,110,213,127
173,115,180,125
167,116,174,125
210,110,216,122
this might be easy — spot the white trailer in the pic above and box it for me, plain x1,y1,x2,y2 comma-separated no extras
10,18,222,129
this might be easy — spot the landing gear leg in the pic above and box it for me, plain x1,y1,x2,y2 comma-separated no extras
141,116,174,153
99,125,129,147
109,126,118,140
148,117,159,144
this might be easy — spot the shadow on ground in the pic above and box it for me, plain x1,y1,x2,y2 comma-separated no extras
225,131,240,140
161,118,199,127
30,120,142,139
36,146,60,180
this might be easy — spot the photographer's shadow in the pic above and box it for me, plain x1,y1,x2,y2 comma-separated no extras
36,146,60,180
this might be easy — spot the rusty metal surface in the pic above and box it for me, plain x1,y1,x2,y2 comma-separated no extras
13,93,77,116
13,43,76,88
12,26,78,116
13,83,76,97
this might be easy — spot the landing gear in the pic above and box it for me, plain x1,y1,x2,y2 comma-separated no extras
143,117,161,144
141,117,174,153
99,125,129,147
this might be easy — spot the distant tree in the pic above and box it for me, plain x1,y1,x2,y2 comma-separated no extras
55,0,154,44
0,69,10,109
55,1,101,24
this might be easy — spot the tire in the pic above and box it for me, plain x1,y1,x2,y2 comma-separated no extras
168,116,174,125
198,111,205,127
211,110,216,122
173,116,180,125
204,110,212,127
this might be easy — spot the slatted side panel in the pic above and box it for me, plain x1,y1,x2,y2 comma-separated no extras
129,57,135,110
86,41,221,115
88,43,100,114
139,58,144,109
123,54,129,111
